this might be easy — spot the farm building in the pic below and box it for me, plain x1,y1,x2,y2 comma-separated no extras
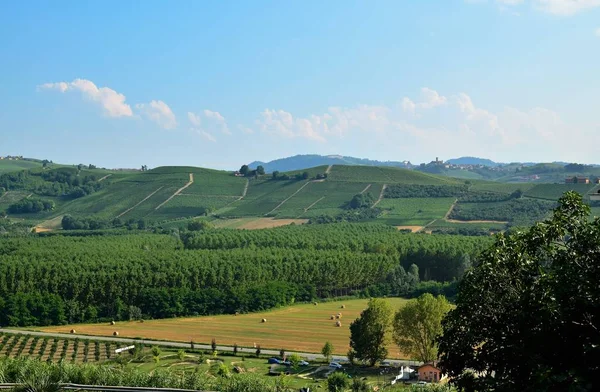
417,363,446,383
565,176,590,184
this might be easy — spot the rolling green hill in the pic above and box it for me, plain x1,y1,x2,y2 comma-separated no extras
0,159,43,173
1,162,597,233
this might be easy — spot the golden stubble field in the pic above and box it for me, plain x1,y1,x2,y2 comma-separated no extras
36,298,408,358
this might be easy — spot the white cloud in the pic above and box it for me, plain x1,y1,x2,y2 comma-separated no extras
401,88,447,114
136,100,177,129
197,130,216,142
533,0,600,15
187,112,202,127
497,0,524,5
245,87,593,162
238,125,254,134
469,0,600,15
203,110,231,135
187,109,231,139
256,109,327,142
38,78,132,117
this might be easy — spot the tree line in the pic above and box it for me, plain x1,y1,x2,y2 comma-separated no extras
0,224,489,326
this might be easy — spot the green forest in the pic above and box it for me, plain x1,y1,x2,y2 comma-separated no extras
0,224,489,327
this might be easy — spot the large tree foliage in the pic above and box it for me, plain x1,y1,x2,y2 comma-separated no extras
349,298,392,366
438,192,600,391
393,293,450,363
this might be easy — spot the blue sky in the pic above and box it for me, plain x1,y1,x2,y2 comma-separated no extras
1,0,599,169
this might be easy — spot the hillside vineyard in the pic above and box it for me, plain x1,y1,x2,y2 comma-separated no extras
0,224,490,327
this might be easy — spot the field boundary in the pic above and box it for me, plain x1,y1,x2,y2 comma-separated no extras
97,174,112,182
371,184,387,208
265,181,311,216
116,187,164,218
155,173,194,210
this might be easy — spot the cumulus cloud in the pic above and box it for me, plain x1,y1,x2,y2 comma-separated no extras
187,109,231,140
203,110,231,135
244,86,591,161
256,109,327,142
136,100,177,129
38,78,133,117
187,112,202,127
402,88,447,114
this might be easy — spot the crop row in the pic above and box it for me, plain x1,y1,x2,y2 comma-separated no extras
0,334,119,363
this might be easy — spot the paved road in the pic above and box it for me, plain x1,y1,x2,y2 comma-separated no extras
0,328,417,367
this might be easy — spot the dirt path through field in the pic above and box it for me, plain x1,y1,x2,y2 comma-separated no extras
238,179,249,200
97,174,112,182
116,187,164,218
445,219,508,224
371,184,387,208
325,165,333,174
303,196,325,212
360,184,372,194
444,198,458,219
155,173,194,210
265,181,311,215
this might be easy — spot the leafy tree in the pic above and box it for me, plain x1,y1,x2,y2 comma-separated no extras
392,293,450,363
348,298,392,366
256,165,265,175
128,305,142,321
438,192,600,391
351,378,369,392
321,341,334,363
327,372,349,392
272,171,280,179
151,346,161,358
288,353,302,370
239,165,249,176
302,171,309,180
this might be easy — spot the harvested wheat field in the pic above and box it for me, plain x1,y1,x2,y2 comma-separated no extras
36,298,408,358
395,226,423,232
237,217,308,229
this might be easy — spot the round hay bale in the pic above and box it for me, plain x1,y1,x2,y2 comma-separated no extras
110,320,115,325
113,331,119,336
340,305,346,309
139,319,144,323
330,315,335,320
235,312,239,316
336,321,342,327
336,313,342,319
261,318,267,323
313,302,318,306
70,329,76,334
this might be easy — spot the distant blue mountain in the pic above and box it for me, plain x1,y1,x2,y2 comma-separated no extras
248,154,413,173
446,157,500,167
